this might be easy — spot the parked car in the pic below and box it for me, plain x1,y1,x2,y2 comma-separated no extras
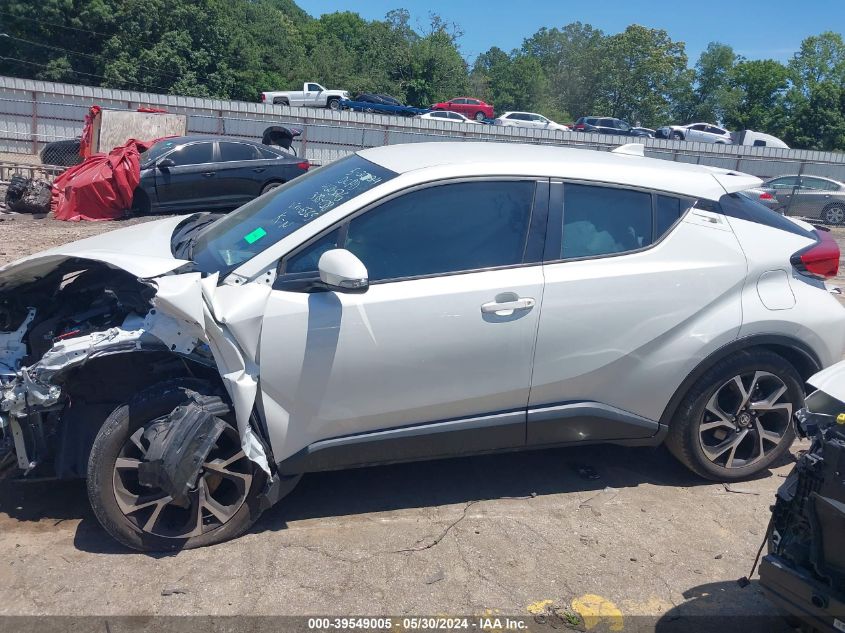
760,361,845,630
631,127,655,138
417,111,481,124
732,129,789,149
354,93,402,106
740,187,780,211
131,136,310,214
656,123,733,144
761,175,845,224
573,117,652,137
261,82,350,110
430,97,494,121
1,142,843,551
493,112,570,132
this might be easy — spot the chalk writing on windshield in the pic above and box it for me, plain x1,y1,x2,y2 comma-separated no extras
271,167,385,230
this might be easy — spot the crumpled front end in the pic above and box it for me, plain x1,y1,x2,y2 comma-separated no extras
0,255,270,482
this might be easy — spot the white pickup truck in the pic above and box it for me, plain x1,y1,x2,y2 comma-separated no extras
261,82,350,110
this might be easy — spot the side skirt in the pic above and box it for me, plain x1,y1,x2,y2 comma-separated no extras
276,402,665,476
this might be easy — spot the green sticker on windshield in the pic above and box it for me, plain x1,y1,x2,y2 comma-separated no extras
244,227,267,245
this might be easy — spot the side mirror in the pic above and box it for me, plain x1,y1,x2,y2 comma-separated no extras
318,249,369,293
158,158,175,170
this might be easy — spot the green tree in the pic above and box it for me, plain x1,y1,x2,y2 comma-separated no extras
724,59,790,133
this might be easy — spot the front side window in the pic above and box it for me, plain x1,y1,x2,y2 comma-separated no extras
190,154,396,273
343,181,535,282
168,142,213,166
561,185,653,259
802,177,837,191
307,84,321,92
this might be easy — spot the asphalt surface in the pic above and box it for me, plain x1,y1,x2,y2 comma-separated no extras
1,215,843,631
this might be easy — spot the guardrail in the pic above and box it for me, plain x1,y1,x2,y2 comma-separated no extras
1,75,844,181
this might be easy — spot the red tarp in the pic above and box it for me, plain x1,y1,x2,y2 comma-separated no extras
53,138,153,222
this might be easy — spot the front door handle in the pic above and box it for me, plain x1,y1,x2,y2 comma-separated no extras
202,172,215,177
481,297,536,315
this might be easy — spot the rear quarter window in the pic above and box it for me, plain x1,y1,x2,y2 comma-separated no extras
717,193,816,239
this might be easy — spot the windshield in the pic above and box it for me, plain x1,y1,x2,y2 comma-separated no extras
190,154,397,273
139,138,182,165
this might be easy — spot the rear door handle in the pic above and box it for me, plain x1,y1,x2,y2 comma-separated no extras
202,172,215,177
481,297,536,315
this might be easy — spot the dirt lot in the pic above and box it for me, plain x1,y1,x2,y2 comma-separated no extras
1,214,843,630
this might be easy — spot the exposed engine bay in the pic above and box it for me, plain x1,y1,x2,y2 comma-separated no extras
0,260,217,479
759,380,845,630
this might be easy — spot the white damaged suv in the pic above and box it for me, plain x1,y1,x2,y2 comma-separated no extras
1,142,843,551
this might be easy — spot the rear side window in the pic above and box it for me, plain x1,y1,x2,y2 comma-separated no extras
718,193,816,239
220,142,260,162
655,195,687,238
562,185,653,258
344,181,536,281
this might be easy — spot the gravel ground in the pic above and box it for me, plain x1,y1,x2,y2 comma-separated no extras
1,212,843,630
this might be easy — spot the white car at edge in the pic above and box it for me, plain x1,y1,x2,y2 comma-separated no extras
0,142,843,551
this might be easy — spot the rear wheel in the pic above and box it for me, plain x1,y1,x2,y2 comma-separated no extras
823,204,845,225
272,97,289,106
671,131,684,140
261,181,283,195
474,111,486,121
87,380,265,551
665,350,801,481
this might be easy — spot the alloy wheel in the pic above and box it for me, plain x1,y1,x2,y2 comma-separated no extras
112,422,253,539
698,371,793,469
824,205,845,225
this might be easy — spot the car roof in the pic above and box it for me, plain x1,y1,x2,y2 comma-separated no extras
503,111,542,116
155,135,259,145
358,142,760,201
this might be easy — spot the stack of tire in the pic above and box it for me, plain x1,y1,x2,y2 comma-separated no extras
4,175,52,215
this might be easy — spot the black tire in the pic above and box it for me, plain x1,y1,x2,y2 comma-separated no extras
671,131,684,140
822,204,845,226
261,181,283,195
272,97,289,106
87,380,266,552
665,349,801,481
474,111,486,121
326,97,341,111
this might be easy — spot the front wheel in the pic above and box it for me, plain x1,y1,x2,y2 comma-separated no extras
823,205,845,225
671,131,684,140
87,380,265,551
665,350,801,481
327,98,341,111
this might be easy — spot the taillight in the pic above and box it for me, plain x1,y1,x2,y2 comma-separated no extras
261,93,265,102
759,192,774,200
297,160,310,170
792,230,840,279
574,123,585,130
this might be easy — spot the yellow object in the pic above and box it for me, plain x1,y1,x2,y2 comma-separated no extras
837,413,845,425
526,600,554,615
571,594,624,632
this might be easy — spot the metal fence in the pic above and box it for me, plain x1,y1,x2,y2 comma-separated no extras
1,75,845,181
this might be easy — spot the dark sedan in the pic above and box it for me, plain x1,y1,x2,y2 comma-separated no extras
132,136,309,214
573,117,652,137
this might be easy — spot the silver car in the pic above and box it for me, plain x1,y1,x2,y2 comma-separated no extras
762,175,845,224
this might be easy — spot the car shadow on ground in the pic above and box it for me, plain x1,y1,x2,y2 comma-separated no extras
654,579,794,633
0,442,794,556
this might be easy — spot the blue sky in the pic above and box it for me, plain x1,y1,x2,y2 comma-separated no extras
301,0,844,66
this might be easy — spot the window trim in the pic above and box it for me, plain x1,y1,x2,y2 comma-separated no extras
276,176,550,286
543,179,695,265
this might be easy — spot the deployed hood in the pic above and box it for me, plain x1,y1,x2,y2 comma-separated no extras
0,215,189,288
808,361,845,403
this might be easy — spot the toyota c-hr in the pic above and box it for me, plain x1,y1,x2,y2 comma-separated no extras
1,142,842,551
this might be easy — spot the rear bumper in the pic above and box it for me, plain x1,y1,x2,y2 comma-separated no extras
759,554,845,632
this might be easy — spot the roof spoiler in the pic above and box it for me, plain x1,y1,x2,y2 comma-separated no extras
611,143,645,157
699,165,763,193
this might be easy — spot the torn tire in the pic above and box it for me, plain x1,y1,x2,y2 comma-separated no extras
5,176,52,214
86,379,266,551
